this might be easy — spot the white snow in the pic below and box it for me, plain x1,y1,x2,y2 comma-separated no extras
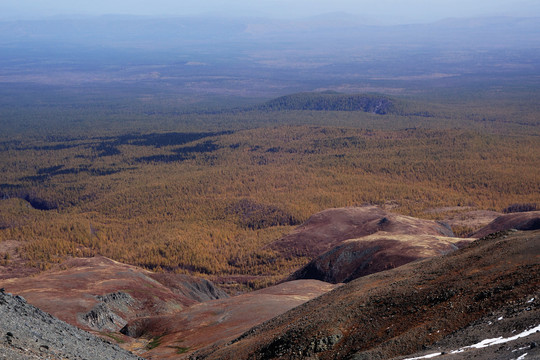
498,316,504,321
453,324,540,351
403,353,442,360
528,298,535,303
403,324,540,360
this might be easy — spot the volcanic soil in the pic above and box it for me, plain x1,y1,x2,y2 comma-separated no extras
1,256,228,335
122,280,339,359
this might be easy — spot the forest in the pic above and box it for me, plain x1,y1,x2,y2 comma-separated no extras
0,14,539,292
1,87,539,292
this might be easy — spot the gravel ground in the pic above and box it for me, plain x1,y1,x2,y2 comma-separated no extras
0,290,145,360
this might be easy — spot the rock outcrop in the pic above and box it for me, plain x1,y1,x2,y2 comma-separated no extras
0,290,144,360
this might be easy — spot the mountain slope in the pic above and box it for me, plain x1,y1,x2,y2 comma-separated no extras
192,229,540,360
471,211,540,238
287,233,471,283
122,280,338,359
0,290,144,360
1,256,228,333
268,206,455,260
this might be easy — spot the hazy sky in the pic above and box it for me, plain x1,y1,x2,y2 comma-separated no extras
2,0,539,22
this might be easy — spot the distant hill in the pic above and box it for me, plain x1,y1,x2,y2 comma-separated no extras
257,93,396,114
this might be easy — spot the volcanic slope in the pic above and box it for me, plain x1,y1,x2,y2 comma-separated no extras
0,290,144,360
1,256,228,334
268,206,455,260
191,229,540,360
288,233,471,284
121,280,338,359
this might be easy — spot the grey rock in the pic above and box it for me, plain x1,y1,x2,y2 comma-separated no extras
0,292,145,360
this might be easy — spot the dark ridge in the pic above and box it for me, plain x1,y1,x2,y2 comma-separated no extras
257,92,395,114
172,141,220,155
136,153,190,163
37,165,65,175
0,188,58,210
13,131,230,154
21,163,132,182
29,143,82,151
517,217,540,231
313,136,367,150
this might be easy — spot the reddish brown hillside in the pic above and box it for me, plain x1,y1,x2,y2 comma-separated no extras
1,256,228,333
268,206,454,259
287,233,471,283
192,230,540,360
471,211,540,238
122,280,338,359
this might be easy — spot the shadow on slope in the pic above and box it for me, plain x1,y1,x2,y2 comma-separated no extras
288,233,471,284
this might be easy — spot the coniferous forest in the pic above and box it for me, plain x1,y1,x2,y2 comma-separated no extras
0,15,539,291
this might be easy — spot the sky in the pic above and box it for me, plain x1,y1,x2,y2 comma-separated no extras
1,0,539,23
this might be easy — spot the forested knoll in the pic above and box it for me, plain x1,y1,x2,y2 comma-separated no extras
0,91,539,291
256,93,396,114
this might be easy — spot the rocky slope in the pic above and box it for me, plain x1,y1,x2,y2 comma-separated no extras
1,256,228,333
192,229,540,360
395,293,539,360
268,206,455,260
0,290,144,360
288,233,471,283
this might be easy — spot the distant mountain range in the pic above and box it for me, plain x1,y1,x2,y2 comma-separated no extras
1,15,538,52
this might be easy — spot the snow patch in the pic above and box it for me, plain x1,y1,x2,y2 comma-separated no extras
403,324,539,360
452,324,540,351
403,353,442,360
528,298,535,303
